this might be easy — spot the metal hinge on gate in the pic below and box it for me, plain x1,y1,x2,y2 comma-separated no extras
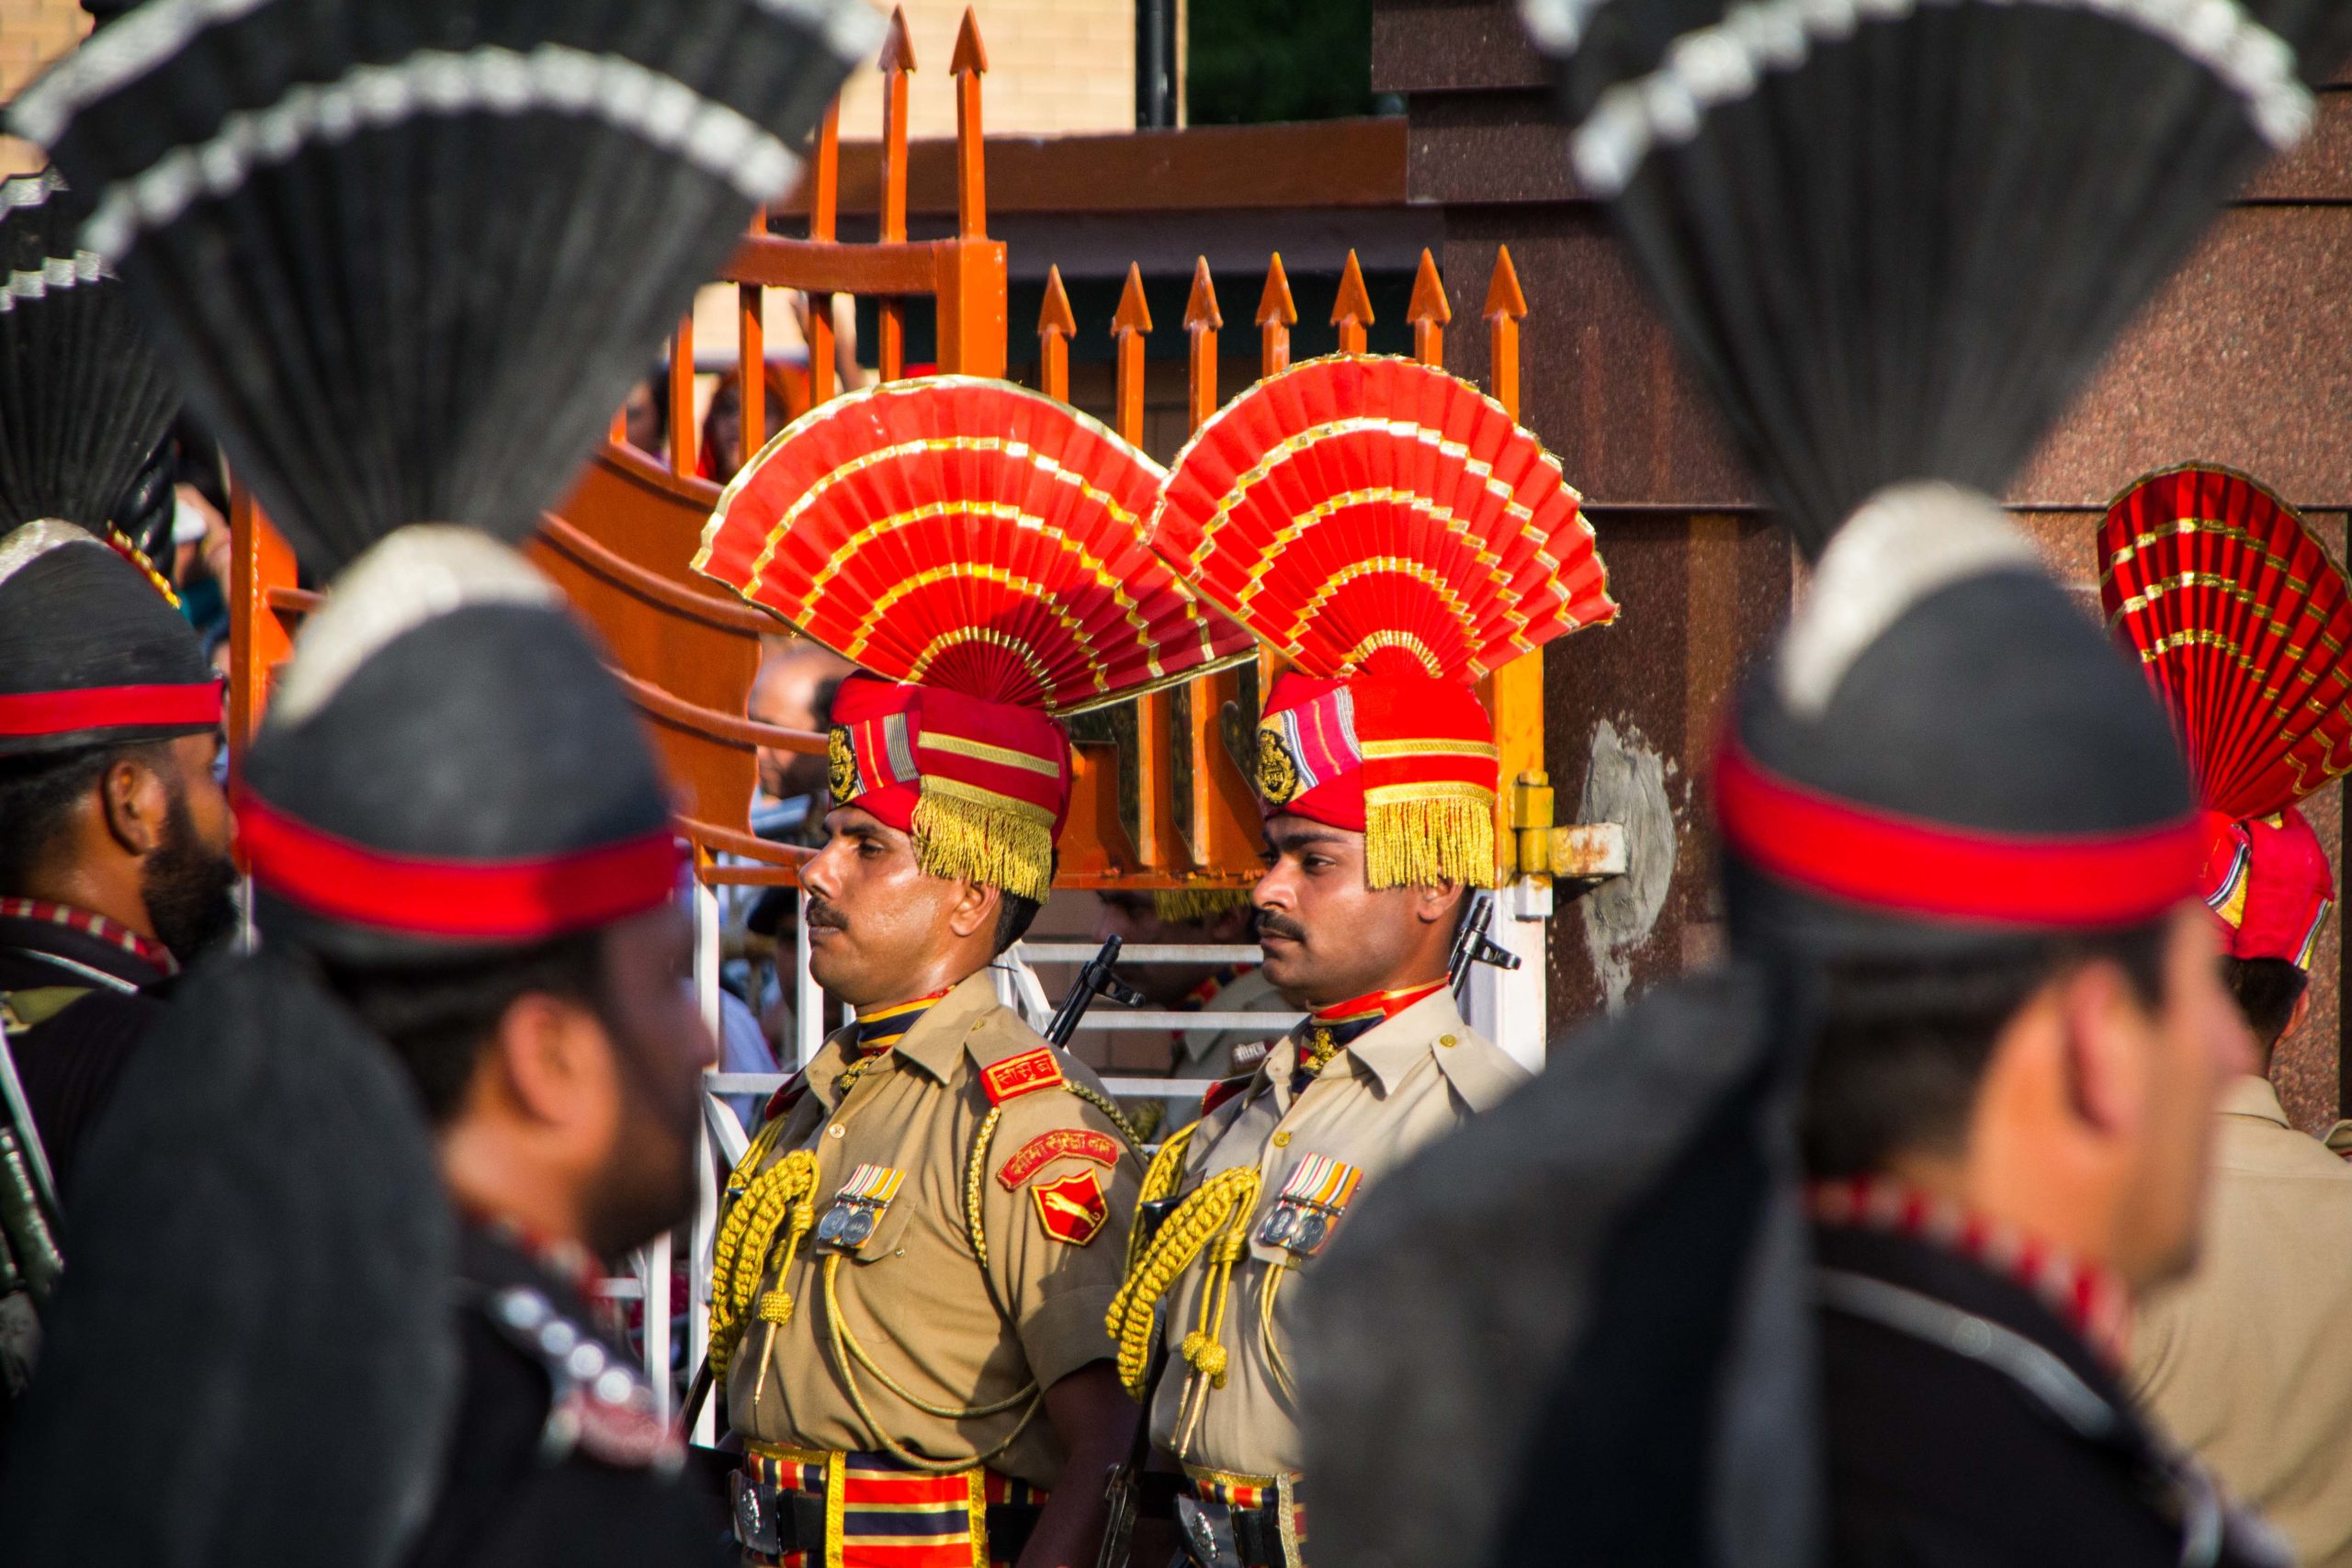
1505,771,1628,885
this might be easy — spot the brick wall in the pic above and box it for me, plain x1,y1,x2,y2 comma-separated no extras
836,0,1137,140
0,0,88,176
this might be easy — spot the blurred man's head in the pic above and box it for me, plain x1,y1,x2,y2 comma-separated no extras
1801,908,2246,1290
1722,486,2227,1292
1251,814,1464,1010
750,639,853,801
243,529,702,1258
323,904,710,1258
797,803,1039,1009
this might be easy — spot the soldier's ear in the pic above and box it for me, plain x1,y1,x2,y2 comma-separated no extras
97,751,173,860
944,877,999,944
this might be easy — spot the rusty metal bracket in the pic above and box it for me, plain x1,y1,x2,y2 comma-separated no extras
1507,769,1627,884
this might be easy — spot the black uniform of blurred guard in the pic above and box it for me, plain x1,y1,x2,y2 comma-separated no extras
1300,490,2290,1568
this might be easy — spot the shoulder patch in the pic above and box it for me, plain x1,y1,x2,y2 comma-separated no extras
1200,1074,1253,1116
997,1127,1121,1190
981,1045,1064,1105
1031,1168,1109,1246
761,1071,807,1125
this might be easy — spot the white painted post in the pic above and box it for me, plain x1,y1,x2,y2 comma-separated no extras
688,868,722,1440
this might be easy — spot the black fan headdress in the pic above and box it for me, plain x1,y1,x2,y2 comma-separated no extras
9,0,883,573
1521,0,2352,554
0,168,178,544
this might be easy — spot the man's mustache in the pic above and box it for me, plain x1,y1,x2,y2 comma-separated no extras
1253,910,1306,943
806,897,850,931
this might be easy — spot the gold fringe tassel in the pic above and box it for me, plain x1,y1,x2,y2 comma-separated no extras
911,786,1056,903
1151,887,1253,923
1364,795,1498,890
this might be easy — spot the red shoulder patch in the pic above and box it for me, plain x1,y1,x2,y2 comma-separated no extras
981,1046,1064,1105
1031,1168,1110,1246
996,1127,1121,1190
1200,1075,1251,1116
761,1072,807,1124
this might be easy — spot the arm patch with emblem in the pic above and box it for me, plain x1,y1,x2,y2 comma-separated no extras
1030,1168,1109,1246
980,1045,1063,1105
996,1127,1119,1190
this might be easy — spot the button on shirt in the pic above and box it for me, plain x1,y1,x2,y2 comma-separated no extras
2131,1075,2352,1568
1146,988,1527,1476
727,972,1142,1488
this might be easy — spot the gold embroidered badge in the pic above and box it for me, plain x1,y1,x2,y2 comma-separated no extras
1256,723,1301,806
827,726,859,806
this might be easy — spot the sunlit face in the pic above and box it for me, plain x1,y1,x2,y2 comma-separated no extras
2113,906,2253,1288
1250,813,1453,1010
798,806,971,1009
581,904,714,1259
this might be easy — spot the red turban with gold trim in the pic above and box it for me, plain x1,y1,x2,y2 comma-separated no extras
1152,355,1615,889
697,377,1251,901
2103,466,2349,970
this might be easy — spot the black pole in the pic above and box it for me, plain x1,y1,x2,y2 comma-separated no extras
1135,0,1177,129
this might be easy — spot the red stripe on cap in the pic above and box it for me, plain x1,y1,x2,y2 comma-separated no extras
0,682,223,737
1715,741,2200,928
235,790,679,942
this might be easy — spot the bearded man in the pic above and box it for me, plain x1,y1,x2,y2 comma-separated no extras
0,521,236,1195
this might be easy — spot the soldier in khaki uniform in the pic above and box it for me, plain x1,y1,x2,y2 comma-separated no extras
694,379,1255,1568
1109,359,1615,1568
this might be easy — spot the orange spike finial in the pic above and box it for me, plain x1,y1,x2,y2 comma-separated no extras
1185,255,1223,333
1040,265,1078,341
1258,253,1296,378
1114,262,1153,337
950,6,988,73
1331,250,1374,354
1408,249,1450,367
1484,244,1528,322
879,6,916,73
1256,254,1297,330
1408,250,1452,327
1038,265,1075,403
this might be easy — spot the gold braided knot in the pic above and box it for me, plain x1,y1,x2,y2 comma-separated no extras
1104,1162,1262,1402
708,1145,820,1379
1181,1329,1229,1384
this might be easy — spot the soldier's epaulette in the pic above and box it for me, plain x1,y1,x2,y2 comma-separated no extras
981,1044,1064,1106
1200,1073,1254,1116
481,1285,683,1474
762,1070,808,1124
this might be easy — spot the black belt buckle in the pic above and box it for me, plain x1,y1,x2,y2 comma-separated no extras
730,1470,782,1557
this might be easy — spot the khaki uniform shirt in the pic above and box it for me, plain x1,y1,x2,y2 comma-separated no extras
727,972,1142,1489
2131,1076,2352,1568
1145,988,1527,1478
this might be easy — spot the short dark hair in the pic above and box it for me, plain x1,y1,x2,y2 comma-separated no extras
1800,924,2169,1179
994,890,1044,955
315,931,607,1125
2222,955,2308,1053
0,742,165,889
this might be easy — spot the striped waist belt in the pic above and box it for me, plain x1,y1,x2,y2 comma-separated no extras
733,1443,1046,1568
1176,1466,1306,1568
